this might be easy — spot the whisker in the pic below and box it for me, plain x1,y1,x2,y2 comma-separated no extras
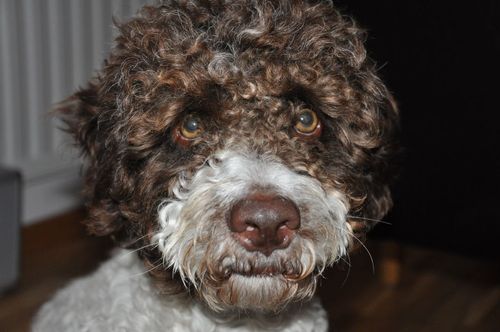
350,232,375,275
339,251,352,287
117,243,158,260
127,258,163,280
121,233,154,248
347,214,392,225
334,223,376,275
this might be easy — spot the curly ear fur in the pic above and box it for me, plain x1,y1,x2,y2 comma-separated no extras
352,90,399,234
338,76,399,234
58,85,100,160
58,84,130,238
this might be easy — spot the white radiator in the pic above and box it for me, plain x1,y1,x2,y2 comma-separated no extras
0,0,150,224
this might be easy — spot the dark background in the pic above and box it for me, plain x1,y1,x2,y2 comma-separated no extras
335,1,500,258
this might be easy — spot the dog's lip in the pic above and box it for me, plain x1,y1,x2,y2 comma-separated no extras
233,266,281,276
225,265,302,279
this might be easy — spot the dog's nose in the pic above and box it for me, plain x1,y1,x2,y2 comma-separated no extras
229,194,300,256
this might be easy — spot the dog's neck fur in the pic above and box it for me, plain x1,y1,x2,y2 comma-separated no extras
33,250,328,332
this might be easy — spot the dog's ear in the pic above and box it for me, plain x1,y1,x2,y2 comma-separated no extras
362,89,400,222
345,87,399,239
56,84,127,237
57,83,101,159
58,84,102,159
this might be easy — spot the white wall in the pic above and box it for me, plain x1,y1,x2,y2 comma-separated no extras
0,0,151,225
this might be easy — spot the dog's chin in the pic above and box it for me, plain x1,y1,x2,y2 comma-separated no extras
199,271,317,313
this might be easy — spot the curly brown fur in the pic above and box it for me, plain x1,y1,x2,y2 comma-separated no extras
59,0,398,313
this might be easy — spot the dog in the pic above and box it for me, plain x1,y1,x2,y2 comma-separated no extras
33,0,398,331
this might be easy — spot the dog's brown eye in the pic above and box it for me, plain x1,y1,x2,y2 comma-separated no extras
294,110,321,136
180,116,202,139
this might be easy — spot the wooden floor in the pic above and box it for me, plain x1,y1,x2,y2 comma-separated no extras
0,210,113,332
0,210,498,332
319,243,500,332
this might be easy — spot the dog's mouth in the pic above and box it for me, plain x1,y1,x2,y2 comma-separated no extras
201,260,317,313
221,261,309,281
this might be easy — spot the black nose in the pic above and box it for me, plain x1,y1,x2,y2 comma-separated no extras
228,194,301,256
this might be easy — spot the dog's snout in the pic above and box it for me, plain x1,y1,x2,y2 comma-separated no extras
229,194,300,256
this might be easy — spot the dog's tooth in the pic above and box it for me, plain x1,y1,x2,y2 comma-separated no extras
221,256,232,268
222,267,231,278
243,261,251,274
283,261,300,280
294,261,303,276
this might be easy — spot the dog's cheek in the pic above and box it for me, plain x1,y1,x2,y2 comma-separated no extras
301,197,351,264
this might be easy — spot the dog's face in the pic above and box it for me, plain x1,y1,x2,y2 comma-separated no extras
62,1,398,313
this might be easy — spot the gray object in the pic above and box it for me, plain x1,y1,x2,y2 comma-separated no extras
0,168,20,292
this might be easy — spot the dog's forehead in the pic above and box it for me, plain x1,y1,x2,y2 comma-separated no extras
112,2,364,124
155,59,323,108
